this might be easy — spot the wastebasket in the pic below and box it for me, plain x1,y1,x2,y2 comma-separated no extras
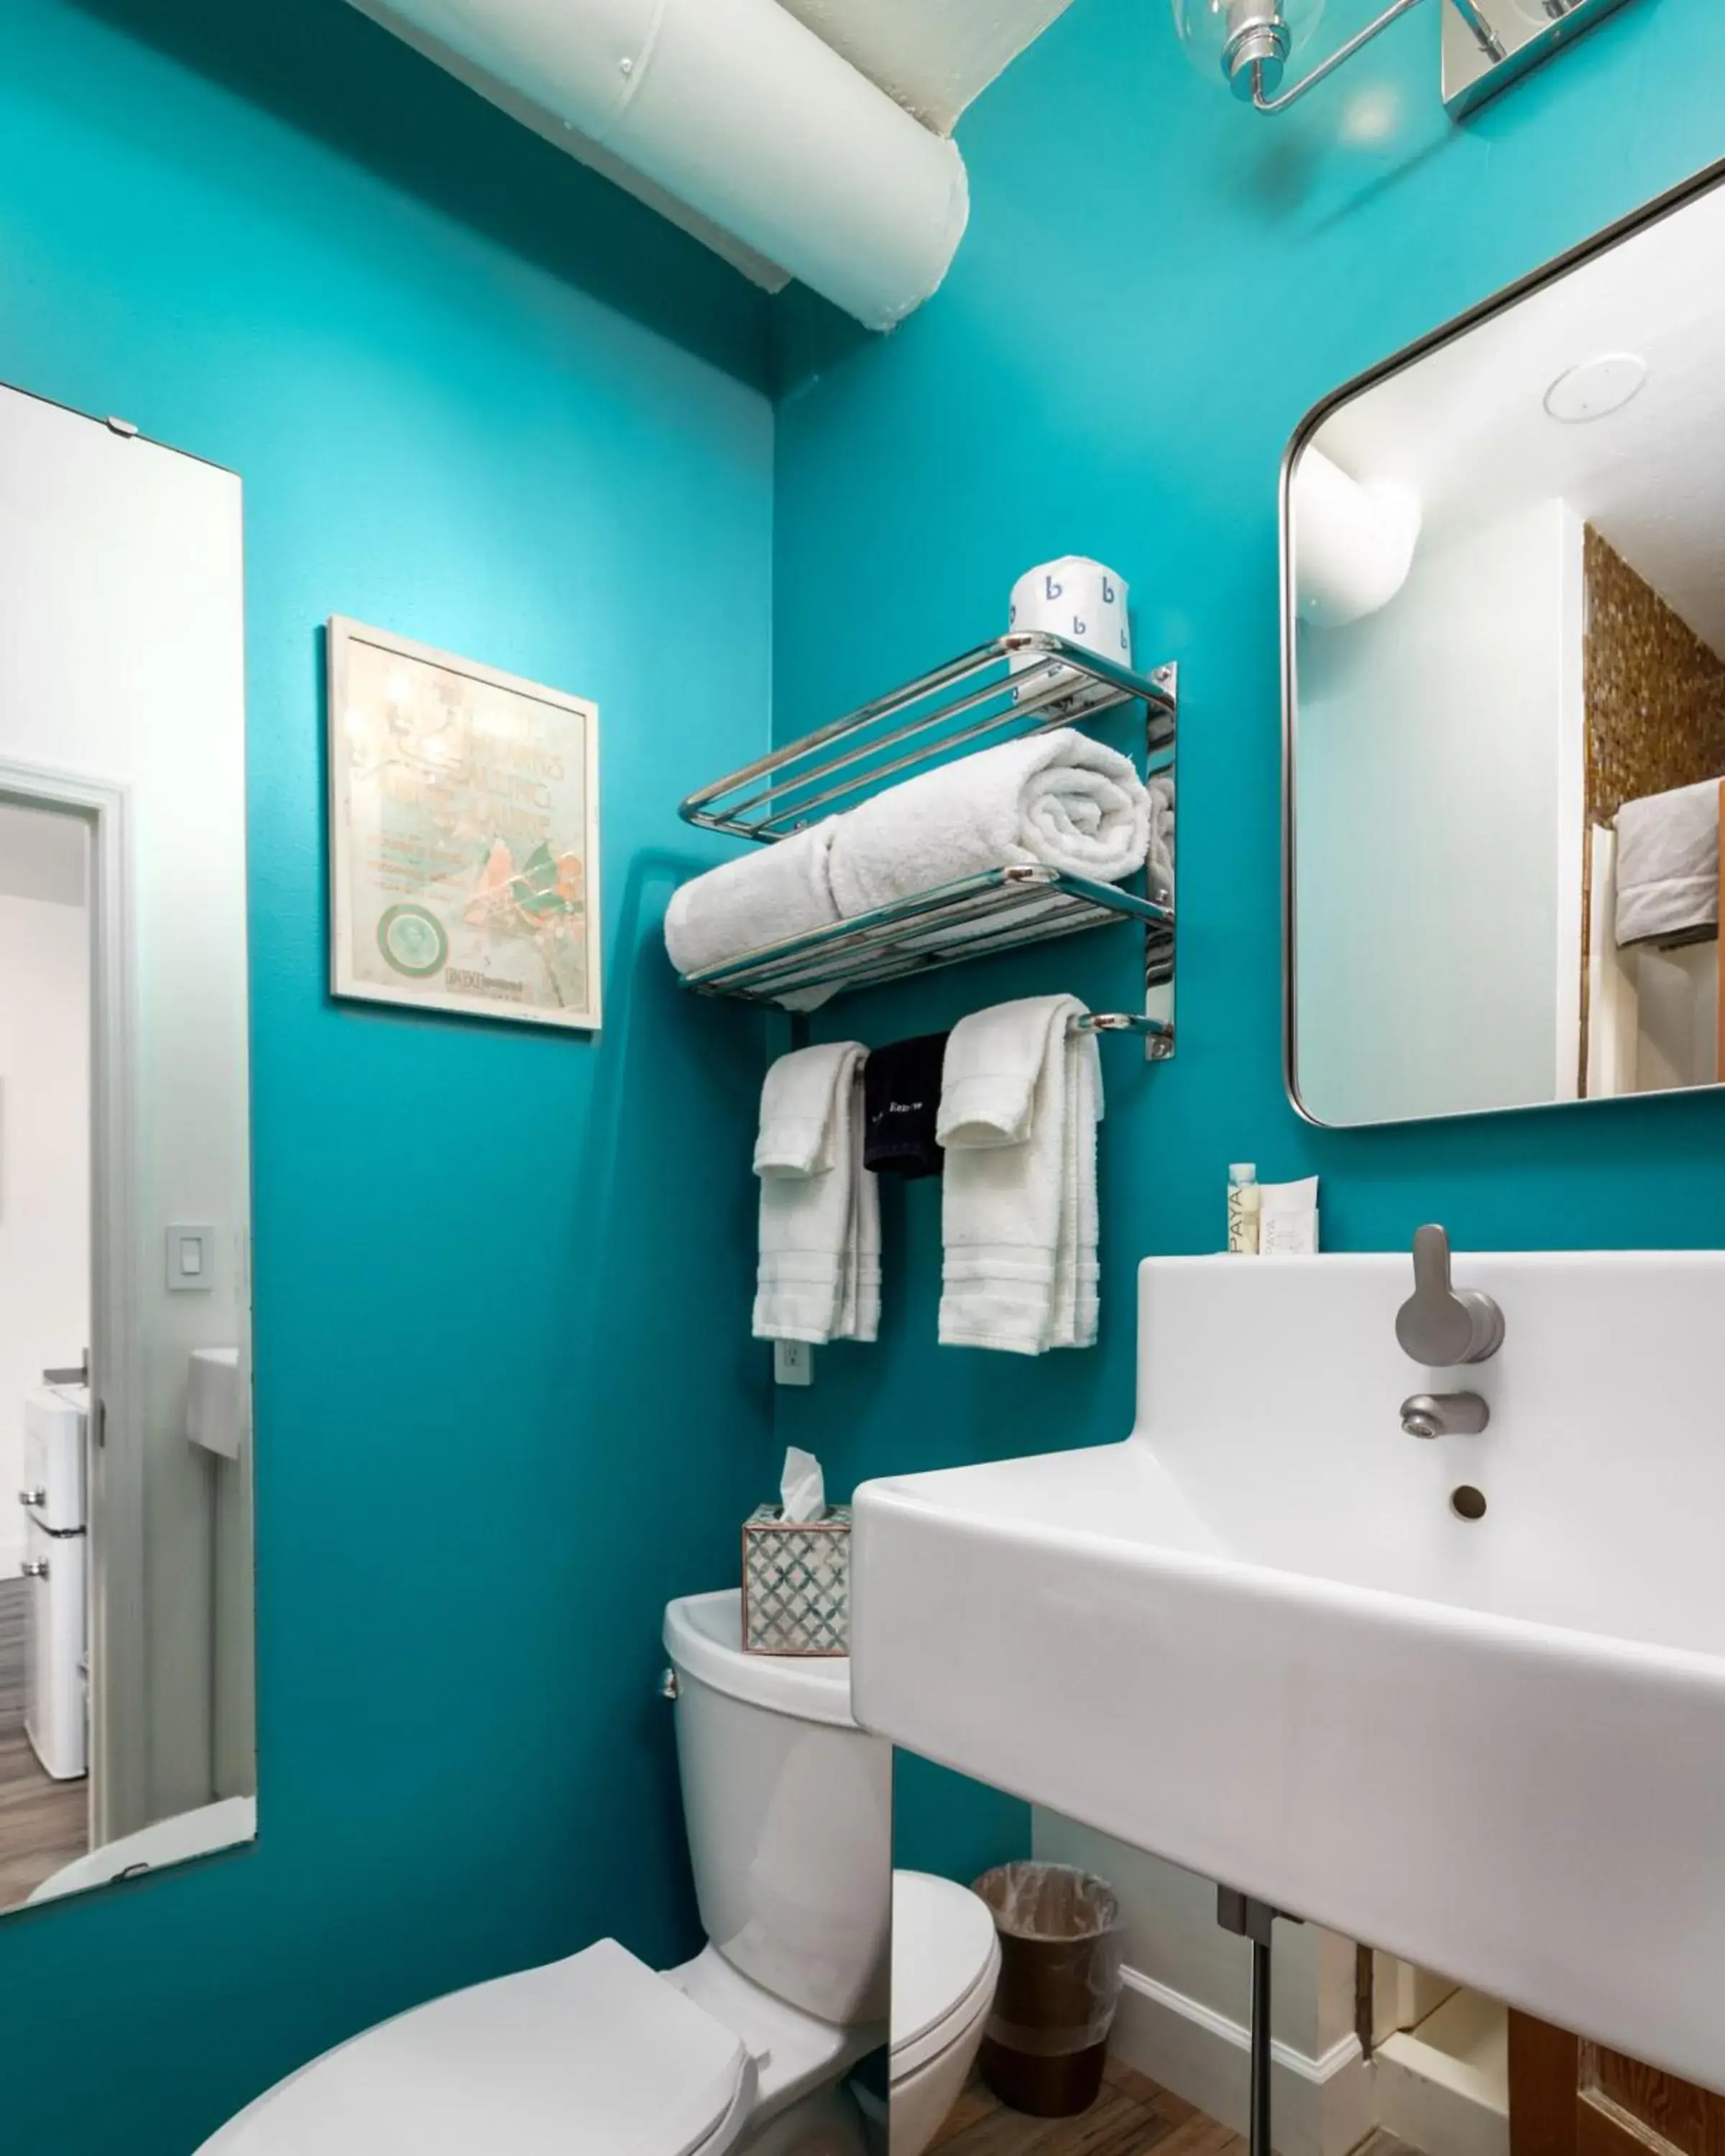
971,1862,1124,2117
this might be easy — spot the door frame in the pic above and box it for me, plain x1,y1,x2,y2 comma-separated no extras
0,757,142,1846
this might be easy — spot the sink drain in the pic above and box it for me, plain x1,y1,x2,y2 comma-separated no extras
1450,1485,1487,1521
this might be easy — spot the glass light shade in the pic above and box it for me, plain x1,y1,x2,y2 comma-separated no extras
1171,0,1328,94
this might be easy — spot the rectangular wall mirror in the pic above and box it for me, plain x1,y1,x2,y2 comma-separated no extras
1285,160,1725,1127
0,384,256,1913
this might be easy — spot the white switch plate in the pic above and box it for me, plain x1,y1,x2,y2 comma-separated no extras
773,1340,814,1388
167,1224,216,1291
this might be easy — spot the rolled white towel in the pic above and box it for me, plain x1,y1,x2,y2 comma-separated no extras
665,820,840,984
827,728,1149,918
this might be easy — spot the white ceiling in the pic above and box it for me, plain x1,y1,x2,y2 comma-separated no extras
351,0,1076,292
774,0,1078,132
0,803,88,909
1313,180,1725,653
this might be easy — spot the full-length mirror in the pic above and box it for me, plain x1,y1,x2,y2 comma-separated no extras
0,385,255,1913
1287,167,1725,1126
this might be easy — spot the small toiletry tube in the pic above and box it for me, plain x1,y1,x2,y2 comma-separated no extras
1259,1176,1320,1256
1227,1163,1261,1256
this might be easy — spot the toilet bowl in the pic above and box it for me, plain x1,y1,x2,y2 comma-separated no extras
890,1871,1000,2156
195,1590,998,2156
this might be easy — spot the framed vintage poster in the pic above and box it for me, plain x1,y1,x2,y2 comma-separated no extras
327,618,601,1031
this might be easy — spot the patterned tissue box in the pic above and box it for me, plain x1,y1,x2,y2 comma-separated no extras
742,1503,852,1657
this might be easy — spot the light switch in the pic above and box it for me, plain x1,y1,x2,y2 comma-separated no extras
167,1225,216,1291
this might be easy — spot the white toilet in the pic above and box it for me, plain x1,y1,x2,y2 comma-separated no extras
196,1588,999,2156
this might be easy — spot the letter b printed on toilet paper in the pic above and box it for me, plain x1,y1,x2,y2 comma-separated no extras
1009,557,1131,667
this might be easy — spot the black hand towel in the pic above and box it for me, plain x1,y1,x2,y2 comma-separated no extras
862,1031,949,1179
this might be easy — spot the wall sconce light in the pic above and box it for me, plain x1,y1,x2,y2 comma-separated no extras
1172,0,1635,118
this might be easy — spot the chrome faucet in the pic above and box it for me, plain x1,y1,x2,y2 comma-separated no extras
1395,1225,1504,1366
1399,1392,1490,1439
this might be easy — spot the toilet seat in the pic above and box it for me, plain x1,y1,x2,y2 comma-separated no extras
890,1871,1001,2080
196,1938,754,2156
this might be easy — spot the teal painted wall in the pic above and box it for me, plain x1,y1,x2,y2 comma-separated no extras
768,0,1725,1878
10,0,1725,2140
0,2,775,2150
772,0,1725,1489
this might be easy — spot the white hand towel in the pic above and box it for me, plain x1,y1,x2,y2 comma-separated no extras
938,996,1103,1355
665,820,841,987
1615,778,1721,948
827,728,1150,918
847,1077,882,1343
1050,1036,1102,1350
753,1043,879,1345
756,1041,848,1178
936,995,1064,1148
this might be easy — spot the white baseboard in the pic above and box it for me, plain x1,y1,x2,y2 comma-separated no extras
1110,1964,1376,2156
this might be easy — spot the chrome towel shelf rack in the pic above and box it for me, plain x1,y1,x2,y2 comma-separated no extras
674,632,1178,1056
680,632,1174,841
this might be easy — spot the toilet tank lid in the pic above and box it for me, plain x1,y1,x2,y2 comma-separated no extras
664,1590,857,1729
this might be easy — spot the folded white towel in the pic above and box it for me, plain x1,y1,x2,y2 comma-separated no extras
1615,779,1721,949
937,995,1058,1148
1052,1044,1100,1350
665,821,841,1000
827,729,1149,918
756,1040,847,1179
754,1044,879,1345
938,996,1103,1356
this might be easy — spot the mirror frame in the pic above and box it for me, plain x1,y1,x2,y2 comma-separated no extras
1280,148,1725,1128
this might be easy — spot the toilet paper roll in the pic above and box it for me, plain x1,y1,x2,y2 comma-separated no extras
1292,448,1422,628
1009,558,1132,667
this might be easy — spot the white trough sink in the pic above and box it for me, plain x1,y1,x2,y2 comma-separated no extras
851,1253,1725,2090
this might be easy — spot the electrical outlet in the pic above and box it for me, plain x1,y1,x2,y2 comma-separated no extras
773,1340,814,1388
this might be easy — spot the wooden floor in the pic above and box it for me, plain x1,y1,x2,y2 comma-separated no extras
0,1579,87,1909
930,2059,1423,2156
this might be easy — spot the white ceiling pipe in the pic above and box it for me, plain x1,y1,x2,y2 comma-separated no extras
356,0,970,331
1294,447,1424,628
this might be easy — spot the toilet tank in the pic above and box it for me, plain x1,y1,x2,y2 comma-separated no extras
663,1590,890,2027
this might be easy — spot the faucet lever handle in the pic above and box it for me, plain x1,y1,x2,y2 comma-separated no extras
1396,1224,1505,1366
1411,1223,1452,1299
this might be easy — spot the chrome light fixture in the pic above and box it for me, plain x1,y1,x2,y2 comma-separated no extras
1172,0,1637,117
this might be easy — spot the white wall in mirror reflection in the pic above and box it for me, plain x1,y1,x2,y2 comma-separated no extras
1296,497,1585,1125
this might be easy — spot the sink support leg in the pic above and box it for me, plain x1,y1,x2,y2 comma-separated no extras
1249,1927,1272,2156
1217,1888,1298,2156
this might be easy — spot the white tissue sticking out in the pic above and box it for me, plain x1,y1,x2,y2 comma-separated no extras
779,1446,827,1524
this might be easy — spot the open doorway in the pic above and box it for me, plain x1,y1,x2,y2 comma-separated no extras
0,793,93,1904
